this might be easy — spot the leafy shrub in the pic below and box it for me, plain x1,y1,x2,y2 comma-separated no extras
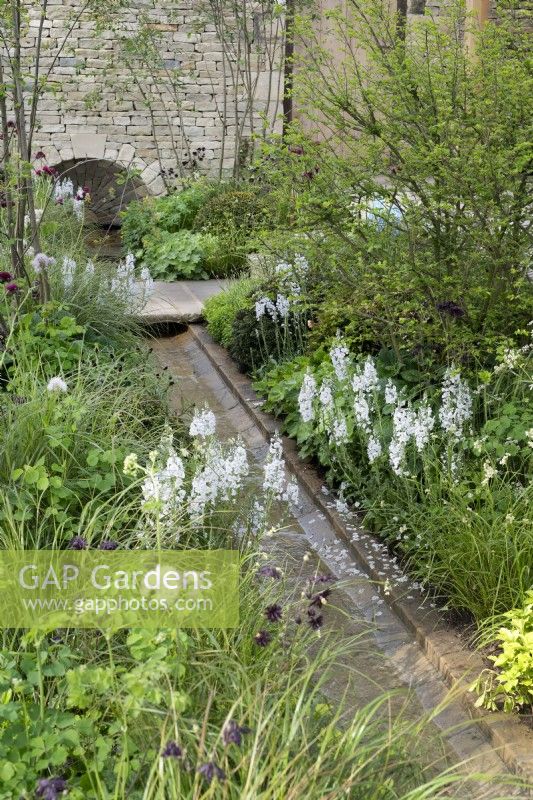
119,196,155,255
141,229,209,280
204,278,259,347
473,591,533,712
193,188,268,238
257,4,533,365
121,182,261,279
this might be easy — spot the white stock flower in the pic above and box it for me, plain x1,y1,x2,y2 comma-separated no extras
412,403,434,452
263,433,299,506
47,376,68,393
389,405,413,476
298,370,317,423
439,367,472,439
189,407,216,438
62,256,76,288
318,381,334,416
54,178,74,202
330,338,350,382
276,293,290,318
86,260,95,276
255,296,277,321
367,435,382,463
384,379,398,406
353,392,371,433
331,416,348,445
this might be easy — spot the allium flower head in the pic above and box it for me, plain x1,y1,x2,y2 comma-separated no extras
254,629,272,646
265,603,283,622
223,719,251,747
5,282,19,294
99,540,119,550
47,376,68,393
32,252,56,274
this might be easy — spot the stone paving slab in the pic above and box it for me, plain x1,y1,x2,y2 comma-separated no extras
137,279,230,324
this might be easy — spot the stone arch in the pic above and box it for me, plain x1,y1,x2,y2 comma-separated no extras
54,158,150,227
44,136,166,227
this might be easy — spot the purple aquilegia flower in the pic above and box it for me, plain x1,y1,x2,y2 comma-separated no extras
436,300,465,319
99,540,119,551
311,574,334,585
68,536,87,550
5,282,19,294
222,720,251,747
36,776,68,799
35,151,47,160
0,271,12,283
264,603,283,622
197,762,225,784
308,589,331,608
254,630,272,647
162,740,182,758
257,565,281,580
308,613,324,630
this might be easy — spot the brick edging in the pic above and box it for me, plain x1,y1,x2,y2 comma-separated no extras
188,323,533,786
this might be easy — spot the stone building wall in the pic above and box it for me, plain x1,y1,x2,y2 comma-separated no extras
22,0,283,216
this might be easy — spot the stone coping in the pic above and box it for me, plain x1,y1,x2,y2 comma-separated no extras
188,323,533,787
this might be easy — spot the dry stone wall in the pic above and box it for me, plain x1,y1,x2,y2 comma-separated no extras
26,0,283,206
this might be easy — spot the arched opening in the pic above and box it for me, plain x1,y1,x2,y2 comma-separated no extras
55,158,149,228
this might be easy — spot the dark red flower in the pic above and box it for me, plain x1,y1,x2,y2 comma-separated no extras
5,282,19,294
265,603,283,622
308,614,324,630
0,271,12,283
257,565,281,579
254,629,272,647
35,151,47,160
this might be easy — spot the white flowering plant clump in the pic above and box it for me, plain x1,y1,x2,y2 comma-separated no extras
290,340,479,484
124,411,299,542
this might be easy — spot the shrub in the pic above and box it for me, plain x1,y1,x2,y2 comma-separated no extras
473,591,533,712
119,196,156,255
142,229,208,280
193,188,268,238
204,278,259,347
257,3,533,365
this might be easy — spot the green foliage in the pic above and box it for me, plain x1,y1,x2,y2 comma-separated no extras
204,279,259,347
256,3,533,365
119,196,155,255
473,592,533,712
141,229,209,280
254,342,533,623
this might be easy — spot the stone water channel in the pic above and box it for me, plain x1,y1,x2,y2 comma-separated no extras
151,330,527,799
